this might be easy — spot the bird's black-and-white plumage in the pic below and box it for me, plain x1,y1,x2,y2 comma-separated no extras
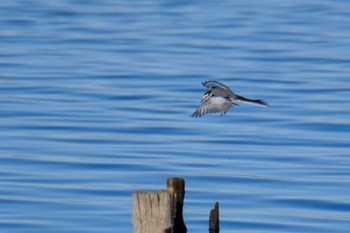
192,80,269,117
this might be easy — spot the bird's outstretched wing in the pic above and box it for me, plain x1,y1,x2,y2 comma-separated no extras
202,80,231,91
191,96,233,117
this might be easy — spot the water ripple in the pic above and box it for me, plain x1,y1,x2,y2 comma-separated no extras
1,0,350,232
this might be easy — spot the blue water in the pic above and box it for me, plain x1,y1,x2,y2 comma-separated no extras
1,1,350,232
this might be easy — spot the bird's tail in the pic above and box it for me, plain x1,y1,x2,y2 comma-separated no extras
235,95,269,107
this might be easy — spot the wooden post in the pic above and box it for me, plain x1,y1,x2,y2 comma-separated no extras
132,190,172,233
167,178,187,233
209,202,220,233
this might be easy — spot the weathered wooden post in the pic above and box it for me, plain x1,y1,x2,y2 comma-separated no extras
132,177,219,233
132,190,172,233
167,178,187,233
132,177,187,233
209,202,220,233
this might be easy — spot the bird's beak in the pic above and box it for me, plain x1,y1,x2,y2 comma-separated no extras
202,91,212,101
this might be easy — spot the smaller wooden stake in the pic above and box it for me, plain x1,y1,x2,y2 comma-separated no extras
167,178,187,233
209,202,220,233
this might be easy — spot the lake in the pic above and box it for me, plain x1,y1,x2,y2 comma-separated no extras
0,0,349,232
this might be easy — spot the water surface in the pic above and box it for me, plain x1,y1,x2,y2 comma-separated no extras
1,1,350,232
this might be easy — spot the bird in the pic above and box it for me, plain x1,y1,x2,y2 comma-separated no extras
192,80,269,117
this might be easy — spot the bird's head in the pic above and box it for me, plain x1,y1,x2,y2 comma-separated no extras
202,90,212,101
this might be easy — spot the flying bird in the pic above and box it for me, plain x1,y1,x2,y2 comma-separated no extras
192,80,269,117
